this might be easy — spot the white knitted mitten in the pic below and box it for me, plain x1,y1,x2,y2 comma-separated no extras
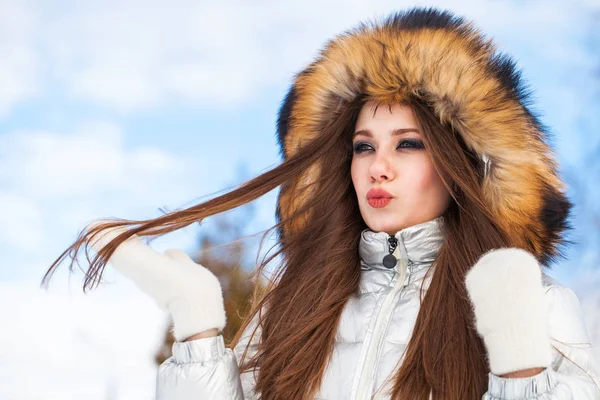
465,248,552,376
88,221,226,342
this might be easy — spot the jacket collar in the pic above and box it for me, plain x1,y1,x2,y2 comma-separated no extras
358,216,446,275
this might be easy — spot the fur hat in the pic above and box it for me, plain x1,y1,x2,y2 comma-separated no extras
274,7,572,266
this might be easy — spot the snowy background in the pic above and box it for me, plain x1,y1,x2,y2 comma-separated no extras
1,0,599,398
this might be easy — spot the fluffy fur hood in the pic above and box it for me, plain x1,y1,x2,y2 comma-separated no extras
274,7,572,266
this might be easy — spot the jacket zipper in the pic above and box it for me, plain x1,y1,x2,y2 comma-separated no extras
352,235,411,400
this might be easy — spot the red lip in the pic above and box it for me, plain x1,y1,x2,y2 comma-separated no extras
367,188,393,208
366,188,393,199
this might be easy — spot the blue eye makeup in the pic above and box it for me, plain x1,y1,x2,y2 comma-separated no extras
353,139,425,154
397,139,425,150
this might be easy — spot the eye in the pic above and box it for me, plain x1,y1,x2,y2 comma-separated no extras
353,142,372,154
352,139,425,154
397,139,425,150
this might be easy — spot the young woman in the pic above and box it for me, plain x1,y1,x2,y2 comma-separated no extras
44,7,600,399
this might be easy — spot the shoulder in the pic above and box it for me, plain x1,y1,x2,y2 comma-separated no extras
541,273,591,346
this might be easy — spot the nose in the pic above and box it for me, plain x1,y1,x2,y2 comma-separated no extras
369,152,395,182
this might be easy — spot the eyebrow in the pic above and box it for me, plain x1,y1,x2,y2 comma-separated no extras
353,128,420,138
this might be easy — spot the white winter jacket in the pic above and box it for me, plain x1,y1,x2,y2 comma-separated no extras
156,217,600,399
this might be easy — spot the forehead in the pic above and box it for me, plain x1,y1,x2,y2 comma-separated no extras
355,100,418,131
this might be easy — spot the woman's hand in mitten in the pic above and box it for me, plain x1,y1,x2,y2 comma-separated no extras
465,248,552,377
88,220,226,342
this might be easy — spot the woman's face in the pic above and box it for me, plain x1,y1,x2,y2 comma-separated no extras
351,101,452,235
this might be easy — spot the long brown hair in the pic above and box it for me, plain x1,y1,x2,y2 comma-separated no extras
43,95,514,399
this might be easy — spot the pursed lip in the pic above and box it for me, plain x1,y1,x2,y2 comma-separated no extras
366,188,393,199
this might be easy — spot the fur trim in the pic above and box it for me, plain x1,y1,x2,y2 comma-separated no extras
275,7,572,266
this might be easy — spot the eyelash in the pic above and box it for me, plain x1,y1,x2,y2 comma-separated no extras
353,139,425,154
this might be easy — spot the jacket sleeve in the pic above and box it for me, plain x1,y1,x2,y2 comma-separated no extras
483,283,600,399
155,313,262,400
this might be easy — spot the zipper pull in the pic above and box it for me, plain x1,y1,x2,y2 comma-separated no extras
382,235,398,269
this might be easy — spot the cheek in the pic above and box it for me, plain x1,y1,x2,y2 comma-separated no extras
350,160,362,192
407,158,446,194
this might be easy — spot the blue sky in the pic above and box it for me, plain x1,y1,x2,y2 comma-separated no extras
1,0,599,398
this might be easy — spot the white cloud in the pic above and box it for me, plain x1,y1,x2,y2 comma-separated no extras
0,121,188,198
1,0,596,114
0,281,166,400
44,0,276,110
0,193,44,251
0,0,38,116
73,66,160,111
0,120,216,255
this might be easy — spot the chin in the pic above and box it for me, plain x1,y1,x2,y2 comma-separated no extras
364,217,403,235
